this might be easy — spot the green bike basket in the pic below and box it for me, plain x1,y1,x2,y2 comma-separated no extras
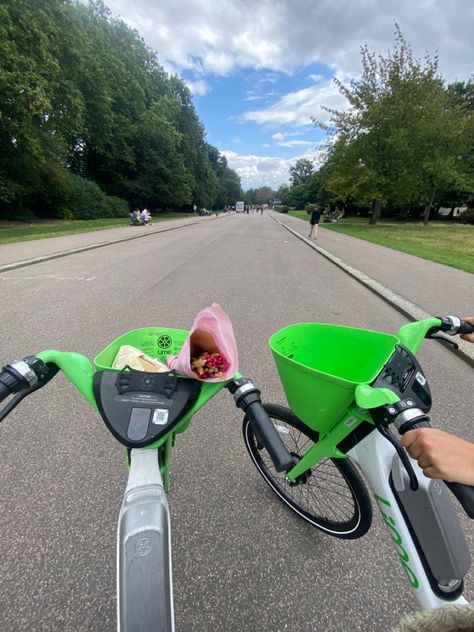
93,327,189,371
269,323,399,432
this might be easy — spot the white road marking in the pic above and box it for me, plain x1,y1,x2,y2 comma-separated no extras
0,274,96,281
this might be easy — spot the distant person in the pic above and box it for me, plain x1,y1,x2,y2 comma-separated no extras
308,206,321,239
130,208,141,225
140,208,150,224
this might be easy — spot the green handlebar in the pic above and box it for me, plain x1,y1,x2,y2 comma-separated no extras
37,350,97,409
33,319,442,416
396,317,442,354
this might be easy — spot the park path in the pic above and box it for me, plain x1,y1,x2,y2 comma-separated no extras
2,212,472,320
0,212,472,632
0,214,214,268
274,213,473,318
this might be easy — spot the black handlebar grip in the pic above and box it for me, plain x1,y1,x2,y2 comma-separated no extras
0,380,12,403
459,319,474,335
246,402,296,472
445,482,474,519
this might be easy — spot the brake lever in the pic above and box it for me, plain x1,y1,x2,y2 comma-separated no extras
426,333,459,350
0,389,31,423
377,424,419,491
0,363,60,423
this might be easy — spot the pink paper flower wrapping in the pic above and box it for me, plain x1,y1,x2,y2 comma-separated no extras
167,303,238,381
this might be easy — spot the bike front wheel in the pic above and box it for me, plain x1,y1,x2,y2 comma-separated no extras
243,404,372,539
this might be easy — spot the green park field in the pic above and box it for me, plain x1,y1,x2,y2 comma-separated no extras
288,211,474,274
0,214,187,245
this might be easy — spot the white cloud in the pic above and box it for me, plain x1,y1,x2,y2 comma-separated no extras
271,132,285,142
222,148,323,189
102,0,474,186
276,139,316,148
106,0,474,81
241,78,349,127
184,79,211,95
271,132,318,147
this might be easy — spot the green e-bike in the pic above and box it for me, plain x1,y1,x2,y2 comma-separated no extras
244,315,474,610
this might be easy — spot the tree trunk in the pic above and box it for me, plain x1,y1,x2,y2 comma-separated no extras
369,199,381,225
423,188,436,225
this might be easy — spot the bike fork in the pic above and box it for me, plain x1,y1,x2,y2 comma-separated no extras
117,448,174,632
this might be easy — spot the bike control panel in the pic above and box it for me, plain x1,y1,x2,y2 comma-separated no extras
93,368,201,448
372,345,432,412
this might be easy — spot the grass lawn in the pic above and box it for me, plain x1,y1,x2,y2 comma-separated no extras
286,211,474,274
0,213,188,245
289,210,386,224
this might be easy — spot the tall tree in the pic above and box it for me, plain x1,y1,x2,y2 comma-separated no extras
254,186,274,204
317,25,472,224
0,0,230,218
289,158,314,186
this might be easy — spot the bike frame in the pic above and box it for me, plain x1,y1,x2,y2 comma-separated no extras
34,349,242,631
16,316,470,624
278,317,471,610
348,430,468,609
118,448,174,632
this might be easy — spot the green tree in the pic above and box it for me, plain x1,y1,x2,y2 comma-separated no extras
254,186,274,204
205,145,242,207
220,166,243,205
286,183,311,209
317,25,472,224
0,0,84,211
0,0,230,219
128,98,192,208
289,158,314,186
274,183,290,204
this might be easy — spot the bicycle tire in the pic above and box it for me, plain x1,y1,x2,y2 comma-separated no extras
243,403,373,539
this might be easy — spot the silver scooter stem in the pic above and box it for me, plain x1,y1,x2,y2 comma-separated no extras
117,448,174,632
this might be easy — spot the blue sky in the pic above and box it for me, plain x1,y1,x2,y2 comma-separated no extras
106,0,474,190
184,65,330,190
185,65,328,152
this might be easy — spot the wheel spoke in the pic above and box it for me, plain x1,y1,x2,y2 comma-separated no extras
248,411,370,534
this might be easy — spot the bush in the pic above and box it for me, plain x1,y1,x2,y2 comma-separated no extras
305,203,318,214
460,209,474,224
1,208,37,222
63,174,129,220
275,205,289,213
55,205,75,220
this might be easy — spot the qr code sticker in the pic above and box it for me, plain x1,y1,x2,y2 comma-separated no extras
152,409,169,425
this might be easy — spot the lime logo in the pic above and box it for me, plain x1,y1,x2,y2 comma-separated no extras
136,537,152,557
157,335,172,350
374,494,420,589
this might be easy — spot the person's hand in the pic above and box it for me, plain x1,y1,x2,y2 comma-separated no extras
401,428,474,486
460,316,474,343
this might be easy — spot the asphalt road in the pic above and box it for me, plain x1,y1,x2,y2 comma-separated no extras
0,212,473,631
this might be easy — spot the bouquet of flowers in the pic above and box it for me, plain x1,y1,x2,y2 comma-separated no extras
167,304,238,382
191,352,230,379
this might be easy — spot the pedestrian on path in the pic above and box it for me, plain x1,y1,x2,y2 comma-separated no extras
308,205,321,239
